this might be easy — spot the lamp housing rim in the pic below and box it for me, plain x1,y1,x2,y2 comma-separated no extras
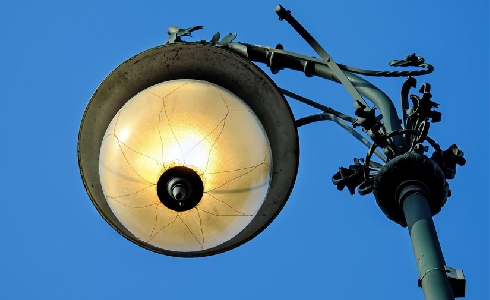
78,42,299,257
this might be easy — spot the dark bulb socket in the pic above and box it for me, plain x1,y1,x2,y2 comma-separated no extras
157,166,204,212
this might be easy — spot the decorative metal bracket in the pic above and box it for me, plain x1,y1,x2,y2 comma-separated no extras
162,7,463,201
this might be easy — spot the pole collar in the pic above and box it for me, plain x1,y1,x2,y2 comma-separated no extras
373,152,449,227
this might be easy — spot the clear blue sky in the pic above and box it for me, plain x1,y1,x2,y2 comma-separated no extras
0,1,488,299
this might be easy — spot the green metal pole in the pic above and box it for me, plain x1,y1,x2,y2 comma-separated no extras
401,184,454,300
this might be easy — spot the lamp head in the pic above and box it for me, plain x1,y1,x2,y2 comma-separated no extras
78,43,298,256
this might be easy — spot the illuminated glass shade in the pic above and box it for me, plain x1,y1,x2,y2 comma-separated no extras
99,79,272,252
79,43,299,257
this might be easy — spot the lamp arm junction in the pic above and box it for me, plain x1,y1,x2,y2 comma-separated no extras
225,41,405,149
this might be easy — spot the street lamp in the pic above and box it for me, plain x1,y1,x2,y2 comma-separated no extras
78,4,466,300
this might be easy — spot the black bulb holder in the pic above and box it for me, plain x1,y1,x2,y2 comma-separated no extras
157,166,204,212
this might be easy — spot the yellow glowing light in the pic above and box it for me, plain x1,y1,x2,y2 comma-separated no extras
117,128,131,143
162,131,211,174
98,79,273,252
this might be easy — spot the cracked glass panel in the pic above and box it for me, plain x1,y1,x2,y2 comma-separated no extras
99,79,272,252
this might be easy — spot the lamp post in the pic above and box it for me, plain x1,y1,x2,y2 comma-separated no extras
78,4,466,300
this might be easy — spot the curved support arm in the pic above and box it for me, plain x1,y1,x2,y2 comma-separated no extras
296,113,387,162
279,88,355,122
226,42,405,149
